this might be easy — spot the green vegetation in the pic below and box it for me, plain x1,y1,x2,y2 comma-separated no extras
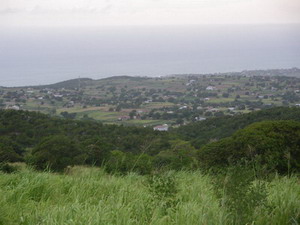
0,166,299,225
30,136,85,172
177,107,300,148
198,120,300,173
1,107,300,173
1,106,300,224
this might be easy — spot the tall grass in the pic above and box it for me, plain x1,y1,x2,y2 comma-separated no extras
0,167,299,225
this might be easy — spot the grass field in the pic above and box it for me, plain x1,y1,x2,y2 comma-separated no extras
207,98,236,103
0,166,299,225
120,119,172,127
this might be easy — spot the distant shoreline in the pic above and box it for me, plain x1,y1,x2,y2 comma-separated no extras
2,67,299,88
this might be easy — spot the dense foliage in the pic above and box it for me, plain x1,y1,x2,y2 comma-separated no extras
30,136,85,172
0,109,170,171
0,107,300,173
176,107,300,148
198,120,300,173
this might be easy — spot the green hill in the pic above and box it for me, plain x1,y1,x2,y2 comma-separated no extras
1,107,300,173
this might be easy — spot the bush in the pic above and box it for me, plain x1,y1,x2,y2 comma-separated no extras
105,151,153,175
0,162,18,173
153,140,198,170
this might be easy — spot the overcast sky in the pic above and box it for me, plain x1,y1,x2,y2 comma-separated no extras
1,0,300,27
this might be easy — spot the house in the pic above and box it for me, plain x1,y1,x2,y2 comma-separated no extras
179,106,188,110
6,105,20,110
186,80,196,86
118,116,130,121
53,94,63,98
206,86,216,91
153,124,169,131
195,117,206,121
207,108,219,113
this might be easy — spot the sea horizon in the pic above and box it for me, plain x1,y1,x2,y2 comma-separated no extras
1,24,300,87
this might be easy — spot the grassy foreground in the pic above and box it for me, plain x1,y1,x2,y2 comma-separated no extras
0,167,299,225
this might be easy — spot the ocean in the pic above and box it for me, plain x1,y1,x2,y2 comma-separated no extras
0,24,300,87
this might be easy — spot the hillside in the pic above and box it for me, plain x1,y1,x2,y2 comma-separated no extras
32,78,94,90
1,107,300,224
176,107,300,148
1,107,300,173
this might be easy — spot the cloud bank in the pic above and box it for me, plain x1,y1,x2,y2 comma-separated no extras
0,0,299,27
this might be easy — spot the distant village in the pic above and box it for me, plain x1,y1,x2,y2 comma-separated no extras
1,68,300,129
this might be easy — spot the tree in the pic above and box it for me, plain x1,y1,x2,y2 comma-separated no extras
154,140,198,170
129,110,137,119
197,120,300,173
0,144,21,162
60,111,77,119
222,93,229,98
0,137,23,162
31,135,85,172
82,138,112,166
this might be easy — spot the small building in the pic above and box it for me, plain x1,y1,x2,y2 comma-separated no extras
179,106,188,110
153,124,169,131
6,105,20,110
186,80,196,86
118,116,130,121
206,86,216,91
195,117,206,121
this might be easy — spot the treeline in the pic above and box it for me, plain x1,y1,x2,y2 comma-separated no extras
176,107,300,148
1,107,300,174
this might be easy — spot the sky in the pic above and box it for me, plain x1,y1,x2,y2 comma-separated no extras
1,0,300,27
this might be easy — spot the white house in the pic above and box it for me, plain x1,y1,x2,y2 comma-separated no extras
195,117,206,121
6,105,20,110
153,124,169,131
206,86,216,91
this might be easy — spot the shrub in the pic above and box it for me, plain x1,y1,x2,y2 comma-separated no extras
0,162,18,173
105,151,153,175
